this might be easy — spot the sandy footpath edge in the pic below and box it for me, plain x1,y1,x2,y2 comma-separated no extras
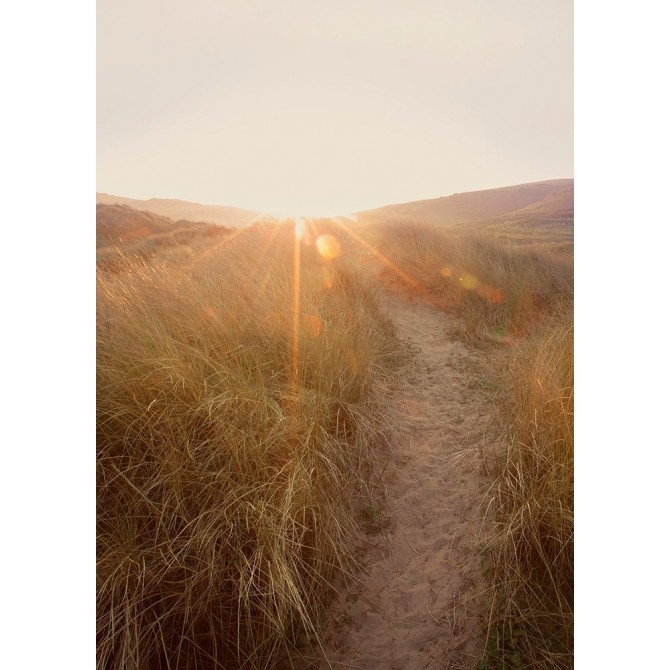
293,293,498,669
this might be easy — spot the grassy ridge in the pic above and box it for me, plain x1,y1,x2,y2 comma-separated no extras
96,203,234,269
369,221,574,669
96,222,400,669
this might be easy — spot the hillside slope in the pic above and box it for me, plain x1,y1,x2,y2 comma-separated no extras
96,193,259,228
455,182,574,245
95,205,233,269
96,204,220,246
357,179,573,226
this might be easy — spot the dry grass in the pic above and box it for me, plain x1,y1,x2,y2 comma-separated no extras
96,221,400,669
368,221,574,669
372,220,572,339
96,203,233,271
483,309,573,669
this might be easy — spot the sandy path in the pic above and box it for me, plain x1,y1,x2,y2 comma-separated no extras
299,293,495,669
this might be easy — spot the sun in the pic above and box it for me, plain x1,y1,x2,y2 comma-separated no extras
294,216,306,240
258,204,359,222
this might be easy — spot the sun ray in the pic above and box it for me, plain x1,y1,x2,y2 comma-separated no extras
331,218,422,292
289,217,302,451
329,217,502,311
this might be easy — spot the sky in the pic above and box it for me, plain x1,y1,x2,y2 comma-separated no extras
97,0,573,217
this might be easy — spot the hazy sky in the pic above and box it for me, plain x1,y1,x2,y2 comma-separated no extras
97,0,573,216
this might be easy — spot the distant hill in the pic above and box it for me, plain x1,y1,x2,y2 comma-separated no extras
466,182,574,240
498,182,573,222
355,179,573,246
357,179,573,226
96,193,259,228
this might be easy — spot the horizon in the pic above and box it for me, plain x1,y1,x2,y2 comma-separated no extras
98,0,573,217
97,175,574,218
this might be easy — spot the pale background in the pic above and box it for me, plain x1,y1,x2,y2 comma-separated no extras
97,0,573,215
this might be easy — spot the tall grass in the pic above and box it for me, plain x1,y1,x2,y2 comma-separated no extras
484,310,573,669
96,222,400,669
96,222,231,270
369,221,574,669
373,221,572,340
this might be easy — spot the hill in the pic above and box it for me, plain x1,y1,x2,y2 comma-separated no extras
355,179,573,247
96,193,259,228
96,204,233,269
464,182,574,244
96,203,222,246
356,179,572,225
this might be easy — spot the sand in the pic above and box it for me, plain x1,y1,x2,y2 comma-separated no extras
295,291,497,669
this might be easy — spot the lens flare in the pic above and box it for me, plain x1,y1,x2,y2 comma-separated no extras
322,266,334,289
459,274,479,290
458,272,505,303
332,219,422,292
316,234,341,259
306,314,323,338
